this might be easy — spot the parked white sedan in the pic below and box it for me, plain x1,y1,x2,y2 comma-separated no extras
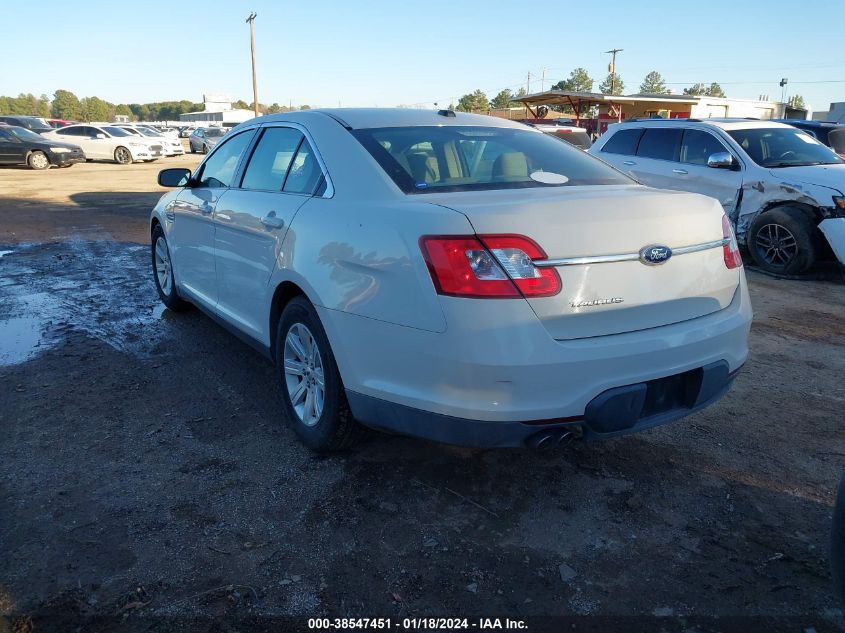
151,109,751,451
112,124,184,156
43,124,162,163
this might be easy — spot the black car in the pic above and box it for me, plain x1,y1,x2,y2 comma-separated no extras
0,125,85,169
775,119,845,158
0,115,53,134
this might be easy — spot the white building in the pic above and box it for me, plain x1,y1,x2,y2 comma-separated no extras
179,93,255,127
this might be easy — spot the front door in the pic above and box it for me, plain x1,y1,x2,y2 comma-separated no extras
169,129,255,309
0,129,26,164
673,128,744,215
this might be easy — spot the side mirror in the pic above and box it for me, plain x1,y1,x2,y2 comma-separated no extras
95,133,106,139
707,152,735,169
158,168,191,187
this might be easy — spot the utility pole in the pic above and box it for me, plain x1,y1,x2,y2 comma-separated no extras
527,71,532,94
246,12,259,118
541,68,546,92
604,48,623,94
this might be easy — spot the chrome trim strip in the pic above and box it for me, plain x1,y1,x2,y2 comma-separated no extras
536,238,729,267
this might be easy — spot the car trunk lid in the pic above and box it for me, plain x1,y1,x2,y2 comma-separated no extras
426,185,739,340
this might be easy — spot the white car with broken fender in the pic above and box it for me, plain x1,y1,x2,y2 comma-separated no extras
590,118,845,275
150,108,752,452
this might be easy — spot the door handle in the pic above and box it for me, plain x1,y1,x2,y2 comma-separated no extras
261,212,284,229
672,168,688,175
622,160,636,166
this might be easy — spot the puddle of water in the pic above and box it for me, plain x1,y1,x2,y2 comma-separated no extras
0,316,44,365
0,250,13,258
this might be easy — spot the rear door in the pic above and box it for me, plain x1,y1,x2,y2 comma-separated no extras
170,129,255,309
213,126,322,342
591,127,643,175
628,127,683,189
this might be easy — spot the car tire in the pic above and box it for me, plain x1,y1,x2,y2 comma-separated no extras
114,146,133,165
747,207,818,275
276,297,360,452
27,151,50,170
151,225,188,311
201,143,208,154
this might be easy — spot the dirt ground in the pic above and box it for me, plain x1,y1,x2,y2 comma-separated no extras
1,158,844,632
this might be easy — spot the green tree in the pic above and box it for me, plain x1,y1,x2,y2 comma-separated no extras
37,94,51,118
490,89,513,109
598,73,624,96
114,104,133,119
552,67,594,93
705,82,726,97
788,94,806,109
456,89,489,112
639,71,668,94
683,83,706,96
232,99,250,110
52,89,82,119
80,96,111,122
267,103,286,114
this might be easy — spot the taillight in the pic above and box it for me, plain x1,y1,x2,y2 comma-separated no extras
419,234,561,299
722,215,743,269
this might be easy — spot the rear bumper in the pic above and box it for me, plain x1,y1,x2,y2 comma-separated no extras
347,361,741,448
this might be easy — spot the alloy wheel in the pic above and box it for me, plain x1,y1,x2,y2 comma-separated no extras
283,323,325,427
154,237,172,296
115,147,132,164
755,223,798,267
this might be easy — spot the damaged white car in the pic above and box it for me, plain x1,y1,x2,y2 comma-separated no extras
591,119,845,275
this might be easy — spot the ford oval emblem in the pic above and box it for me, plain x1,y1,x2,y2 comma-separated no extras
639,244,673,266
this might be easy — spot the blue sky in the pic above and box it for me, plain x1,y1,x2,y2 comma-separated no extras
5,0,844,112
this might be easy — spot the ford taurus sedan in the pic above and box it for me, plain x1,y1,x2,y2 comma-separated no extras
151,109,752,452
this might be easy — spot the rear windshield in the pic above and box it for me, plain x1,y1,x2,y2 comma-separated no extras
352,126,629,194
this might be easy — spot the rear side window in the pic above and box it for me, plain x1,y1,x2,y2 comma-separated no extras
283,139,324,195
196,131,253,188
241,127,304,191
600,128,643,155
680,129,728,165
636,128,682,161
353,126,629,194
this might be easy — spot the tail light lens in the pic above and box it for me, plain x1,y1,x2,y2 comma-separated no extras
420,234,561,299
722,215,743,269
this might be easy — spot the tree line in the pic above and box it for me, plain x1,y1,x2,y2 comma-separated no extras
456,69,751,113
0,90,312,122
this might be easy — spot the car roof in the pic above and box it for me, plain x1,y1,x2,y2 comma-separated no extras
618,117,797,132
250,108,530,131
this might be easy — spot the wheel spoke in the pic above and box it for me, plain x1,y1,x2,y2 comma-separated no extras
303,387,314,422
313,366,324,387
286,332,308,362
284,358,306,377
289,379,307,406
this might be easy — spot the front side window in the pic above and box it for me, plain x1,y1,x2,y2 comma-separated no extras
353,126,629,194
636,128,682,161
241,127,304,191
57,127,81,136
680,129,729,165
195,131,253,188
728,127,844,167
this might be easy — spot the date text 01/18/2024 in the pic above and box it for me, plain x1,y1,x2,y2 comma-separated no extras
307,618,528,630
